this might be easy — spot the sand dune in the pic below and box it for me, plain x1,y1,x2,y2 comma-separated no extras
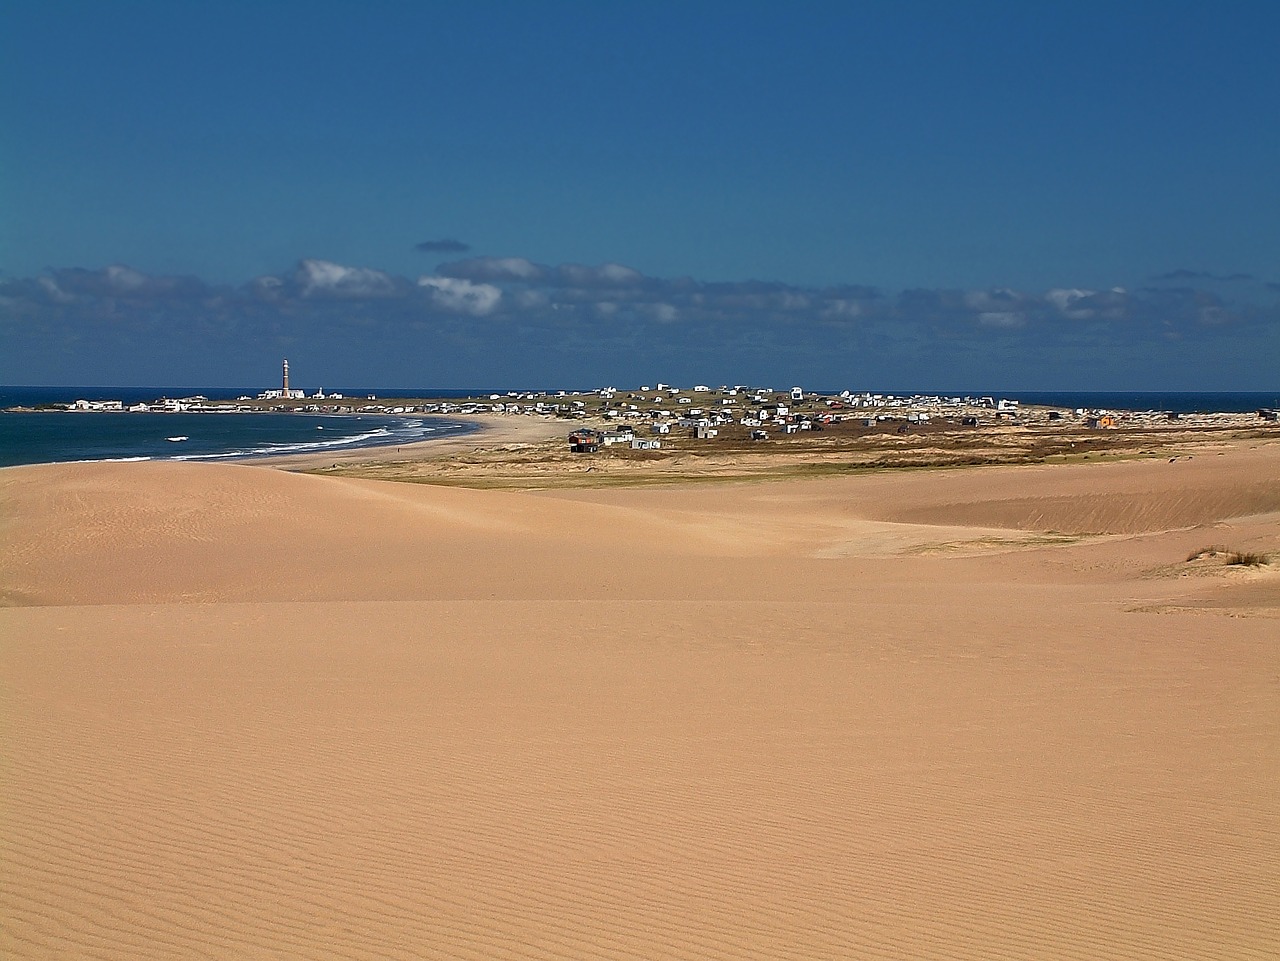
2,445,1278,959
877,457,1280,534
540,445,1280,536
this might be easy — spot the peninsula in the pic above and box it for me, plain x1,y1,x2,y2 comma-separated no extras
2,391,1277,961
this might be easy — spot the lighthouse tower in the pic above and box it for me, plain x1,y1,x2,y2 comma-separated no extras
255,358,303,400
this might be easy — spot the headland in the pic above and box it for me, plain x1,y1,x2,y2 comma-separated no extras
249,385,1280,485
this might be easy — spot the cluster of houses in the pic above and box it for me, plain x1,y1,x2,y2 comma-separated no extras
557,386,976,453
50,385,1044,428
66,398,125,411
44,383,1279,446
540,385,1280,455
255,388,345,401
568,426,662,453
65,395,219,413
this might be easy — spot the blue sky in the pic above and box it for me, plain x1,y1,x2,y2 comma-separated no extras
2,2,1277,389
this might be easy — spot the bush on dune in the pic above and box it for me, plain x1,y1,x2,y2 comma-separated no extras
1186,545,1270,566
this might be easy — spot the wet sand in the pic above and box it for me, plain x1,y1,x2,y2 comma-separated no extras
2,443,1277,959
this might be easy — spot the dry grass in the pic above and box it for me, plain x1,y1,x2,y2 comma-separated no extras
1227,551,1270,566
300,418,1280,491
1186,545,1271,566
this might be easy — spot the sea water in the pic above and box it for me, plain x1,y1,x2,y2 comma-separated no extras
0,387,479,468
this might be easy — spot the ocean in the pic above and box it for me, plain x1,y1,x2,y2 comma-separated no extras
1,386,1276,469
997,391,1280,414
0,387,480,469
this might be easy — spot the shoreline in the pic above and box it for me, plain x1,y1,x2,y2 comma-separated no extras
0,411,544,473
241,412,568,470
4,399,1279,485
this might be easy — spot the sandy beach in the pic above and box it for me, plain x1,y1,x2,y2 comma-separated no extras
2,440,1277,959
243,411,570,471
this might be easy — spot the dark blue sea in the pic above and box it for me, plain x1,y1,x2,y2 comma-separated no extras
997,391,1280,414
0,387,484,468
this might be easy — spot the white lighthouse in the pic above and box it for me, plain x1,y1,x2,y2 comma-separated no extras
257,358,305,400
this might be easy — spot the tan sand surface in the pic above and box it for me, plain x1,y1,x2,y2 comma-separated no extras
2,445,1278,959
247,413,568,471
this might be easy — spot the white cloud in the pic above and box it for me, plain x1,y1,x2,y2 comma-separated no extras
598,263,643,284
417,276,502,316
1045,287,1095,318
103,264,149,291
37,276,76,303
487,257,543,280
296,259,397,297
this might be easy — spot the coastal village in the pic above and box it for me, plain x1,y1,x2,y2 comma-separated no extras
26,383,1280,452
13,360,1276,478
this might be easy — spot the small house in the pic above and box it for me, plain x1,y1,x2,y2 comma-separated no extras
568,429,601,453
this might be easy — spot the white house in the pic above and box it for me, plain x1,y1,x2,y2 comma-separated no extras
72,399,124,411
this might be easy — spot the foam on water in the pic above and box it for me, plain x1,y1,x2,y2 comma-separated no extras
0,411,473,468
